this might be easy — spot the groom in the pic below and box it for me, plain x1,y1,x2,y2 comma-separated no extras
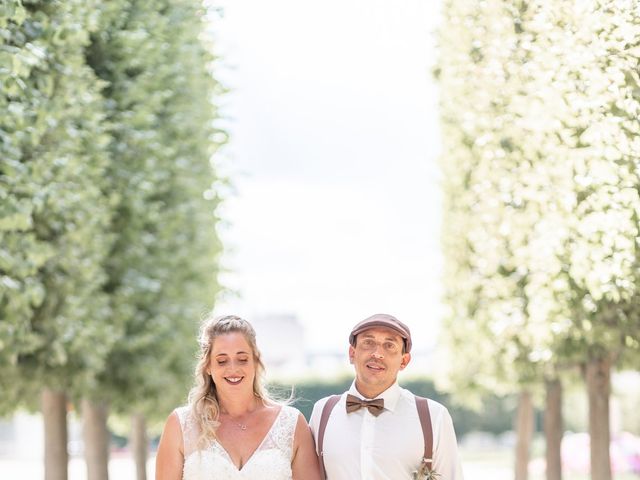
309,313,464,479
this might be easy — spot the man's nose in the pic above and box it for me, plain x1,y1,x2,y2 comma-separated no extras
370,344,384,358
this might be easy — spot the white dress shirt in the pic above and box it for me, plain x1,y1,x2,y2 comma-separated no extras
310,381,464,480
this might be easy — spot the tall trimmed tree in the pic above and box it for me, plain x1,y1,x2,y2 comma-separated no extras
437,2,640,480
82,1,225,478
1,1,117,479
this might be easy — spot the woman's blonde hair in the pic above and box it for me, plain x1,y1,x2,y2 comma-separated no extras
187,314,279,446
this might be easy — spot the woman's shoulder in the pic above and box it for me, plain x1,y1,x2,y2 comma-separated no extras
173,405,193,430
279,404,303,418
174,404,190,417
268,404,302,431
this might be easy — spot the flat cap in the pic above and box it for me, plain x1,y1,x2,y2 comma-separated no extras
349,313,412,353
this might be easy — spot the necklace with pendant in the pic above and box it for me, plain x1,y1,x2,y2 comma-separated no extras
223,403,256,431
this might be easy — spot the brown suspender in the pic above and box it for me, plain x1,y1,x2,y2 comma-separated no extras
317,395,341,479
415,396,434,472
317,393,433,479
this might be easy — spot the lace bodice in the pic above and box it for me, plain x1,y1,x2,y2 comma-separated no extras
176,405,298,480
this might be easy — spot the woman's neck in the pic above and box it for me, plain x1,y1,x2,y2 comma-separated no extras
218,394,260,417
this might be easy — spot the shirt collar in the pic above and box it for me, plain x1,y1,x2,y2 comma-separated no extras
348,380,402,412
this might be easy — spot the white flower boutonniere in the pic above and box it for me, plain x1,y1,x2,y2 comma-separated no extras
412,458,440,480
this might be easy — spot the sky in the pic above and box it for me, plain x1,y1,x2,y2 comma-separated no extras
210,0,445,355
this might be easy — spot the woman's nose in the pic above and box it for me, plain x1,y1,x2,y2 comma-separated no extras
229,360,243,369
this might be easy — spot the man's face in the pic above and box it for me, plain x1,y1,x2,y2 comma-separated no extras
349,327,411,398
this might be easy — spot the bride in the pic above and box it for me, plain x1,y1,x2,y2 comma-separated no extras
156,314,321,480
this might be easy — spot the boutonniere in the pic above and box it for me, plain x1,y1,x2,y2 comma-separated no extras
412,458,440,480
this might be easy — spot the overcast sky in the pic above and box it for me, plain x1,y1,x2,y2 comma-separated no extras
211,0,444,355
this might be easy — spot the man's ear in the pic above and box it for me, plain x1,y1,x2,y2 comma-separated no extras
399,352,411,370
349,345,355,364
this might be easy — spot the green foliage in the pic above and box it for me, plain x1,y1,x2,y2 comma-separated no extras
437,0,640,404
0,0,224,420
84,0,224,420
0,0,115,413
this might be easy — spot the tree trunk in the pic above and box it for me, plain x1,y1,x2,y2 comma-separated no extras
131,412,148,480
514,389,534,480
585,355,612,480
42,388,69,480
544,377,563,480
82,398,110,480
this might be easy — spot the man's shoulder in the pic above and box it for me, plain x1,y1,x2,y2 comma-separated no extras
310,393,345,427
312,393,344,413
399,387,450,414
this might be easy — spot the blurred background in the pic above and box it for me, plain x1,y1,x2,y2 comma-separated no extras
1,0,639,479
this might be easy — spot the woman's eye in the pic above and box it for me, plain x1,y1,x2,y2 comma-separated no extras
239,358,248,363
217,360,227,365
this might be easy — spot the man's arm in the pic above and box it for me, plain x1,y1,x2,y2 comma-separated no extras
433,408,464,480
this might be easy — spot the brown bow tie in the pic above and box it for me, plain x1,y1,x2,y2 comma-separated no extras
346,394,385,416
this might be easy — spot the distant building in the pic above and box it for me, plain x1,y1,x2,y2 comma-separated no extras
252,313,308,379
250,312,438,381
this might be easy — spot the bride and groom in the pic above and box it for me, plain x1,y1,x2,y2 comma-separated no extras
155,313,464,480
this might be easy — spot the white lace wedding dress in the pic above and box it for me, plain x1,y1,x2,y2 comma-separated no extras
176,405,298,480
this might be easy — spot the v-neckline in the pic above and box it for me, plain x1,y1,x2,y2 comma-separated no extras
215,406,284,472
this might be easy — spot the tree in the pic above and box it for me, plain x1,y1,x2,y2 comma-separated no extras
1,3,226,480
82,1,225,478
436,2,555,477
437,2,640,480
1,2,117,479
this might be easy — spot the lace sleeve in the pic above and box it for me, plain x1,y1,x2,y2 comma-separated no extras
264,405,298,458
175,406,201,459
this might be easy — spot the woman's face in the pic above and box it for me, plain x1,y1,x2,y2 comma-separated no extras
208,331,256,394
